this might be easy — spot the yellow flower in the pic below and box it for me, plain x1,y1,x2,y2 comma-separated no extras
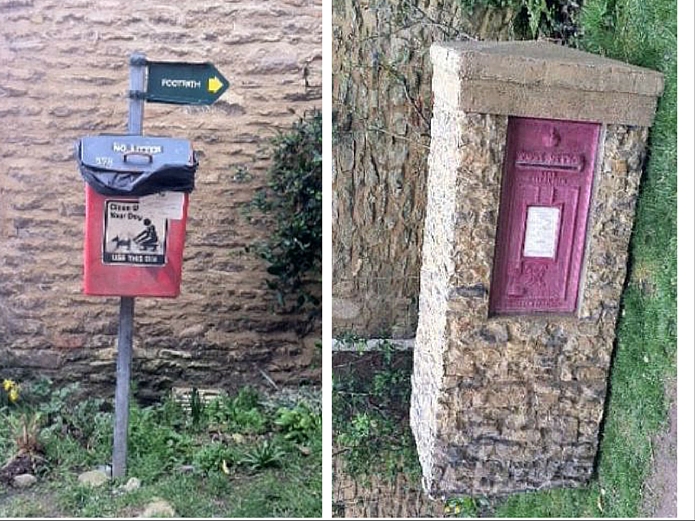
3,379,15,392
8,387,19,403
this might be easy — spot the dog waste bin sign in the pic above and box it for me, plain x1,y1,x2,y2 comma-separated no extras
103,200,168,266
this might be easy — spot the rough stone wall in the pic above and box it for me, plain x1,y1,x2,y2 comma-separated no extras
332,0,514,338
0,0,322,399
411,91,649,495
332,456,446,518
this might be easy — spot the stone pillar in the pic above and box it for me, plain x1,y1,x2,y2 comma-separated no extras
411,41,663,497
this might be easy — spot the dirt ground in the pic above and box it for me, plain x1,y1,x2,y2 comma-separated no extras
640,380,677,518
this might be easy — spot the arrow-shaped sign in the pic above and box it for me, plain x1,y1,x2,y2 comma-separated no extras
146,61,229,105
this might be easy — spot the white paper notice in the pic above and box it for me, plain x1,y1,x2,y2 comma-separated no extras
139,191,184,220
523,206,560,258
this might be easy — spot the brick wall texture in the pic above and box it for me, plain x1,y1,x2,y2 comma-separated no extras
0,0,322,399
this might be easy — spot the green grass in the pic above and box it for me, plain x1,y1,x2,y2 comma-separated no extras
0,380,321,518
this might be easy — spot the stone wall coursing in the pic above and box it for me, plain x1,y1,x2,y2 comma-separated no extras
410,95,649,494
332,0,514,338
0,0,322,399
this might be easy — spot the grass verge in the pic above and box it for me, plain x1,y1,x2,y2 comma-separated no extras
0,378,321,518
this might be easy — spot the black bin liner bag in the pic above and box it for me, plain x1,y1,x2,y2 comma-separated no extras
77,135,198,196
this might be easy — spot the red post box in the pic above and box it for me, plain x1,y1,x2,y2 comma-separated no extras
78,135,197,297
490,117,600,315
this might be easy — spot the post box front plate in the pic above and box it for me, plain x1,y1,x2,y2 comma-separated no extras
490,117,600,315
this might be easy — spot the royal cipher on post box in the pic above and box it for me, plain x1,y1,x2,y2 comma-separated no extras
77,135,198,297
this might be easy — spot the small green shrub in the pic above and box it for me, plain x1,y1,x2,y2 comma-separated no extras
157,395,188,430
192,442,239,474
274,403,321,443
127,406,196,479
205,388,268,435
22,378,81,425
231,387,262,410
248,110,322,311
65,397,110,445
333,340,420,482
230,408,268,435
7,412,43,456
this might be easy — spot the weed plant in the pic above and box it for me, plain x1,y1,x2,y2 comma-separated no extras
333,339,420,483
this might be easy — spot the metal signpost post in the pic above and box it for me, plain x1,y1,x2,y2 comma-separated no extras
110,53,228,478
112,52,147,478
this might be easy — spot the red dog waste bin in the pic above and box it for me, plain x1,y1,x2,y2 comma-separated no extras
77,135,197,297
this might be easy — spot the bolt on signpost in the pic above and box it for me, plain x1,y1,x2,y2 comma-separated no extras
78,52,229,479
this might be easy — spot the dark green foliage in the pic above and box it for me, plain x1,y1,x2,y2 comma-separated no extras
333,341,420,482
249,110,322,310
460,0,585,43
